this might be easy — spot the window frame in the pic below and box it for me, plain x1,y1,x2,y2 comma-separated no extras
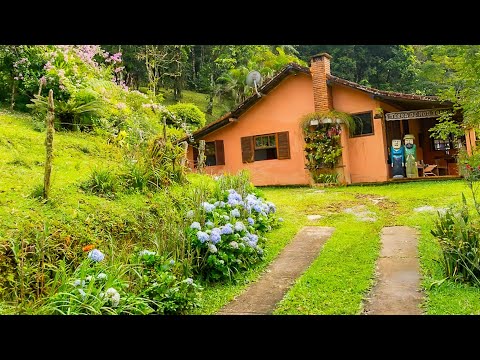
351,111,374,137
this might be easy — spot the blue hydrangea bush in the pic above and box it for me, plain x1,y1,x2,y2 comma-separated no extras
186,187,280,282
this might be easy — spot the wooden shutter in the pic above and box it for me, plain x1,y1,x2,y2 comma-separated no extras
192,145,199,168
241,136,254,163
215,140,225,165
277,131,290,160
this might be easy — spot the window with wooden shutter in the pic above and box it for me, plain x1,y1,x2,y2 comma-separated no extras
215,140,225,165
277,131,290,159
241,136,254,163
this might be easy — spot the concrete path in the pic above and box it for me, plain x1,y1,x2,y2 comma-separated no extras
363,226,423,315
217,226,335,315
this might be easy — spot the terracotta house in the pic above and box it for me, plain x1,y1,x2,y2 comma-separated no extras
185,53,476,186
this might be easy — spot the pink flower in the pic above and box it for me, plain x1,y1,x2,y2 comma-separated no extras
40,76,47,85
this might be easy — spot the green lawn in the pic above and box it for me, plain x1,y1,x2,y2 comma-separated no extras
263,181,480,314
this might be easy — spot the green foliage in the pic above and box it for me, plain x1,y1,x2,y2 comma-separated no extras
41,259,154,315
28,93,102,131
313,173,339,184
166,103,206,129
303,122,343,171
431,202,480,286
131,251,202,314
81,167,118,197
296,45,419,92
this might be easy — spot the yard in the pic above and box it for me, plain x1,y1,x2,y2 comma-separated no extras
197,180,480,315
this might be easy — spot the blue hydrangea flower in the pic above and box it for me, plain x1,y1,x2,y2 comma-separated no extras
196,231,210,243
184,277,194,285
247,233,258,247
169,259,175,265
190,221,201,230
257,247,264,255
228,198,239,206
214,201,226,208
210,228,222,244
229,241,239,249
222,215,230,221
208,243,218,253
202,202,215,213
221,223,233,235
230,209,241,218
87,249,105,262
267,202,276,213
253,204,263,213
205,220,214,228
247,217,255,225
234,221,245,232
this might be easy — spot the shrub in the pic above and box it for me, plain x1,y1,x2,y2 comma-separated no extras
41,257,154,315
130,250,202,314
81,167,118,197
431,196,480,285
166,103,206,129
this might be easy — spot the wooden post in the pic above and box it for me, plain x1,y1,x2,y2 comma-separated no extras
10,81,16,110
43,89,55,200
198,140,206,173
180,141,189,168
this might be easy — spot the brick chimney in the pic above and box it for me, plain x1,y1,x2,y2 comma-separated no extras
310,53,332,112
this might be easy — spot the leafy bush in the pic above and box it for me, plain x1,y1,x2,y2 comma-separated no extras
130,250,202,314
431,196,480,285
166,103,206,129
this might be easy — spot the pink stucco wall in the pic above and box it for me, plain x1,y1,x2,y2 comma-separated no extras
187,73,315,186
331,85,390,183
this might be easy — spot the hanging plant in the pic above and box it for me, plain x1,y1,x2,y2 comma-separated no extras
301,110,353,174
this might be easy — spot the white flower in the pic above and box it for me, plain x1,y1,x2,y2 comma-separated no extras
105,287,120,307
97,273,108,281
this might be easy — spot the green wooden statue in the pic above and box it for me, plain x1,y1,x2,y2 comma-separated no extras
404,134,418,178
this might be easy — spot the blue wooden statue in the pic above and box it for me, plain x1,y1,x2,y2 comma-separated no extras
390,139,405,178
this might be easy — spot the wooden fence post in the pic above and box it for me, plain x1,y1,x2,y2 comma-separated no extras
198,140,206,173
43,89,55,200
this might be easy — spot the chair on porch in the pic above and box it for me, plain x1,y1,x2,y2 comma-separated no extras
435,158,449,176
423,164,437,176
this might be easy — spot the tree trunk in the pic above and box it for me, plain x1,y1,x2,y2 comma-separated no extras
43,90,55,200
10,81,16,110
173,77,182,101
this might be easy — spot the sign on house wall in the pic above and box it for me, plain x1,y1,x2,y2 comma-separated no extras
385,108,450,121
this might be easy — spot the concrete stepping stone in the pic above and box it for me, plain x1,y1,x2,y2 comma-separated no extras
217,226,335,315
363,226,423,315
